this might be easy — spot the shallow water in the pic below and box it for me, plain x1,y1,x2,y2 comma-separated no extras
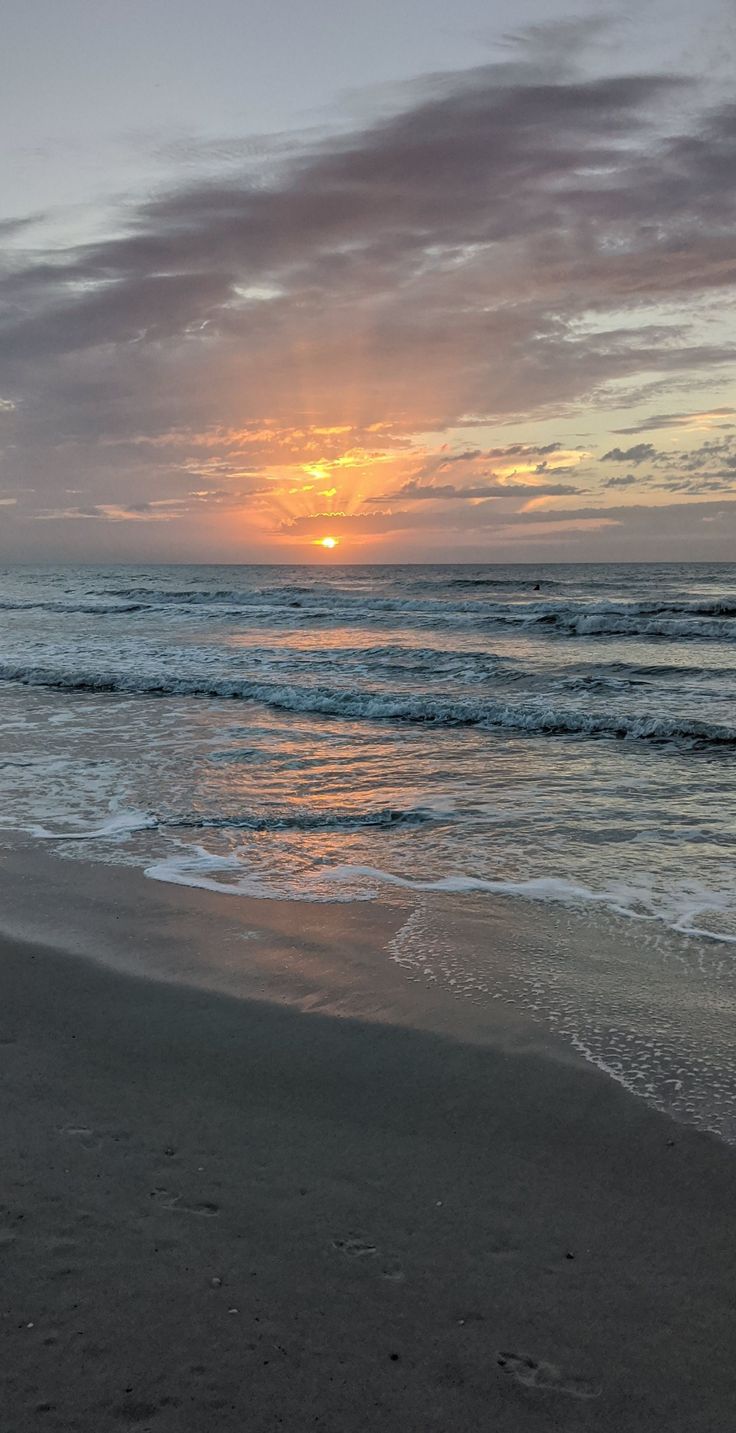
1,560,735,1133
1,561,734,929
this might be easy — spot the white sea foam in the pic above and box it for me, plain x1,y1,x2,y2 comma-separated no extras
388,903,736,1143
323,864,736,943
144,847,280,899
139,846,736,943
30,810,157,840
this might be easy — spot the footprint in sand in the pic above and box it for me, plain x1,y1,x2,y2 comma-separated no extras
149,1188,220,1217
0,1205,26,1248
332,1236,378,1258
332,1236,405,1282
113,1397,161,1423
60,1125,131,1150
497,1351,601,1400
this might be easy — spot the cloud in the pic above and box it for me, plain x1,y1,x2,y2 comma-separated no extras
0,215,44,239
367,479,582,502
430,442,562,466
652,476,736,494
601,473,639,488
600,443,657,463
613,408,736,434
2,28,736,555
32,502,174,522
279,498,736,543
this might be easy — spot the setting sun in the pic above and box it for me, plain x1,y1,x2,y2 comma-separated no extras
318,536,338,549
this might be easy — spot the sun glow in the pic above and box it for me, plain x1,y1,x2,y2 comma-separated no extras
318,536,338,549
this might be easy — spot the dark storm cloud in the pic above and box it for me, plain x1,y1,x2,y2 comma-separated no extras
600,443,658,463
2,29,736,533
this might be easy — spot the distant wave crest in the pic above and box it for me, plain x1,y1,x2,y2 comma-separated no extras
5,585,736,644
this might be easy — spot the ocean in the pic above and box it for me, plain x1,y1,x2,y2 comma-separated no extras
2,560,736,1134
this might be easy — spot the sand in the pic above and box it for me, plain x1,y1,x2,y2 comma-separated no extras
1,854,735,1430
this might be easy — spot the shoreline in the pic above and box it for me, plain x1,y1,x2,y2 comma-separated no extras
1,851,735,1427
0,838,562,1051
2,837,735,1141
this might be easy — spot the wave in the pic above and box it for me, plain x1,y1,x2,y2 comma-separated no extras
323,865,736,944
2,661,734,747
140,847,736,944
162,806,438,833
269,643,516,684
11,582,735,642
507,599,736,640
29,805,439,840
101,585,315,608
242,642,512,672
447,577,561,590
0,599,148,615
31,810,158,840
93,585,736,620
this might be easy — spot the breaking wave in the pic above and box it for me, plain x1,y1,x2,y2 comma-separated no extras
517,601,736,640
1,661,734,746
0,599,147,615
30,805,439,840
7,582,735,644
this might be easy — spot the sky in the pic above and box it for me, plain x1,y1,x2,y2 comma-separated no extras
1,0,736,563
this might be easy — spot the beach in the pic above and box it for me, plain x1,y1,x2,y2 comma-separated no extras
2,851,735,1431
6,1,736,1419
2,560,736,1427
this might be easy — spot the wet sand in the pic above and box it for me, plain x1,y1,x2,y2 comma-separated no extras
1,855,736,1430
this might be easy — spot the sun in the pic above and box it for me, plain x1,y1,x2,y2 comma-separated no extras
317,536,338,549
